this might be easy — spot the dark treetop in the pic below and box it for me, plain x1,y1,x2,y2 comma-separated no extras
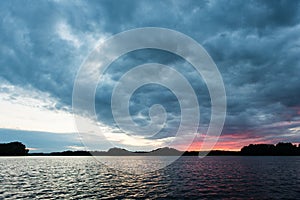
240,142,300,156
0,142,29,156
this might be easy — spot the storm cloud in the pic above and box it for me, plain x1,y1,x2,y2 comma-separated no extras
0,0,300,151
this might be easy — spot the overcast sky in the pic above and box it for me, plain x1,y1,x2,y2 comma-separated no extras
0,0,300,152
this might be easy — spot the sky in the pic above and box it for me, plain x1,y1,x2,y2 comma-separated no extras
0,0,300,152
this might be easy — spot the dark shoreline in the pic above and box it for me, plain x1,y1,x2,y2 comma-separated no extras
27,149,241,157
2,142,300,156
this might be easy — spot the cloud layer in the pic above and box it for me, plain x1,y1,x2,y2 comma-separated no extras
0,0,300,151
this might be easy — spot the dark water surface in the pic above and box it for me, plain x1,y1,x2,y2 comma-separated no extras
1,156,300,199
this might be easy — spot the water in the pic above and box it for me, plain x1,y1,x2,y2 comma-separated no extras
0,156,300,199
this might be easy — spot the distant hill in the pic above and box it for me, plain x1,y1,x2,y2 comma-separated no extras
30,147,183,156
0,142,29,156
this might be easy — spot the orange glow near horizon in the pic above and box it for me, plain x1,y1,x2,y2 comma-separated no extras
182,134,295,152
187,141,242,151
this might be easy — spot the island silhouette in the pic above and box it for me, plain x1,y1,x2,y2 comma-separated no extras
1,141,300,156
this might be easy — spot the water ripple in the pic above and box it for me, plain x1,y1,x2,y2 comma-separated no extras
0,156,300,199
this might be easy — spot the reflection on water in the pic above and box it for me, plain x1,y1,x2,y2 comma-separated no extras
0,156,300,199
96,156,179,174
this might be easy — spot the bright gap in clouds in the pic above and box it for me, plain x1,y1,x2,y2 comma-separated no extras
0,81,77,133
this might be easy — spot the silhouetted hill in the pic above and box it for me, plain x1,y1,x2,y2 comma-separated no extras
0,142,29,156
96,147,182,156
149,147,182,156
28,147,182,156
107,147,132,156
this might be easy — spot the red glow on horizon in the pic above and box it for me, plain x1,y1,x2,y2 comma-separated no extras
187,141,242,151
182,134,288,152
